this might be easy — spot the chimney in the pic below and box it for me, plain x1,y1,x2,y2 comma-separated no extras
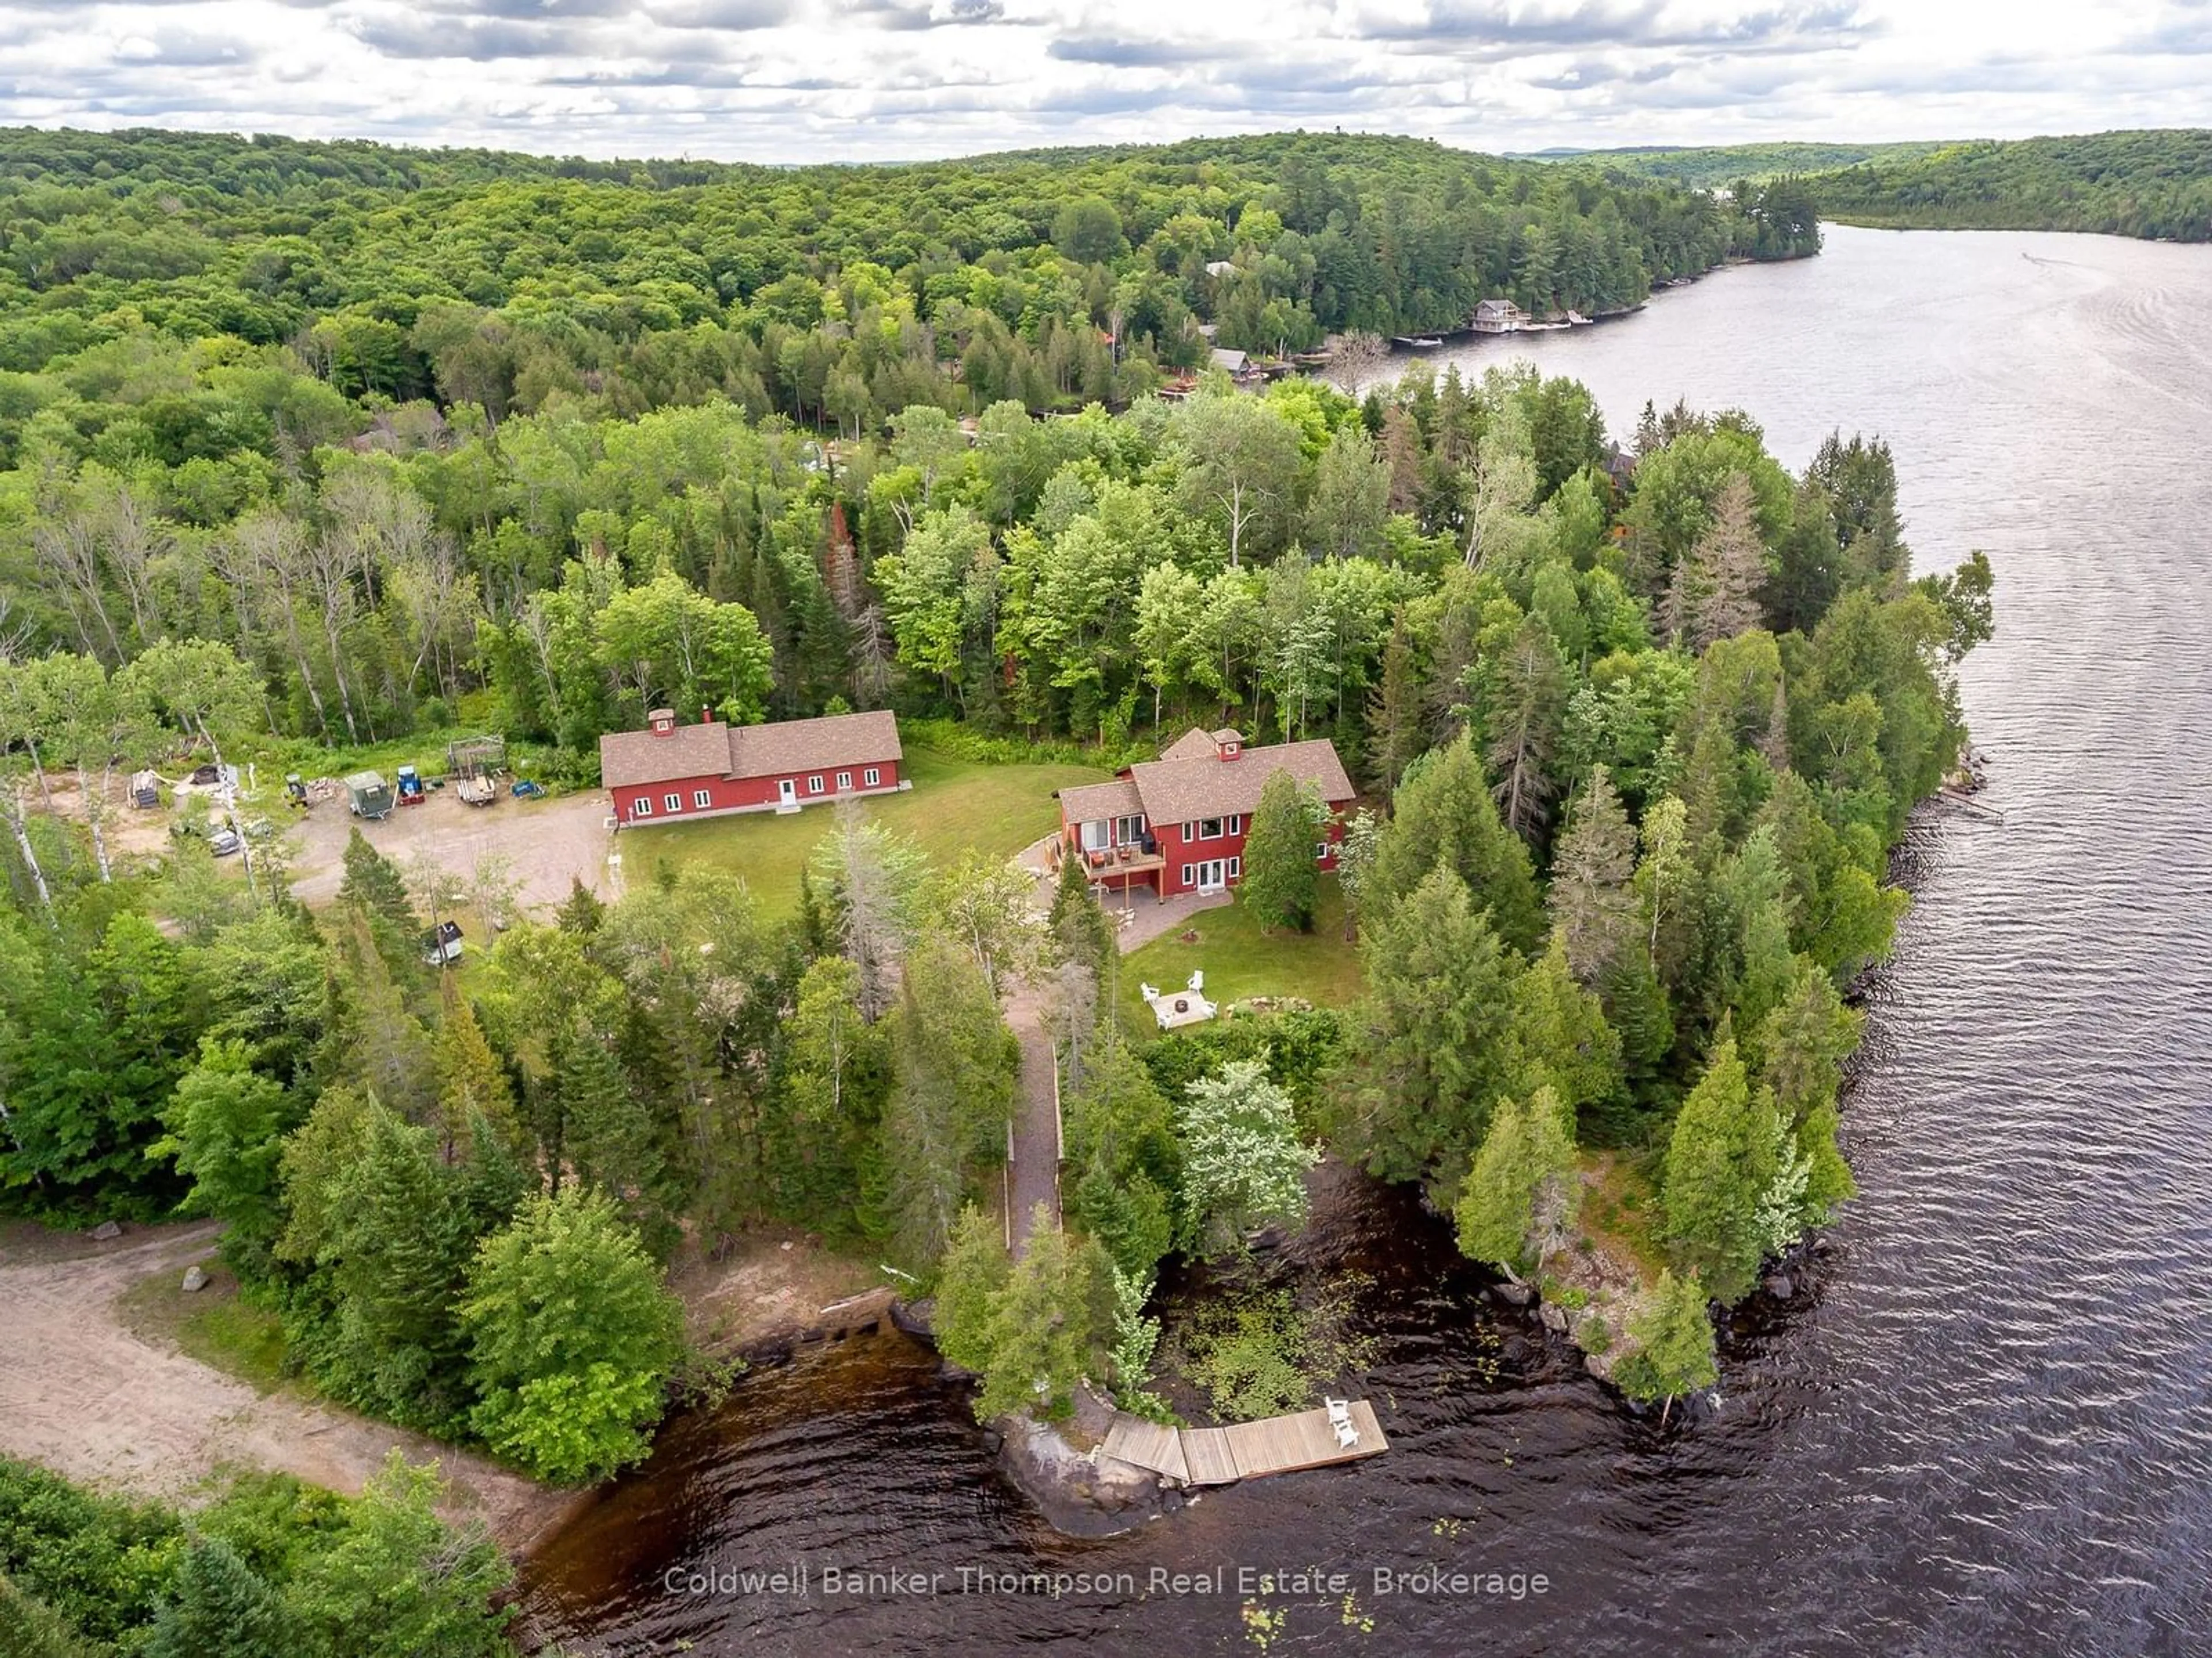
648,708,676,736
1214,728,1244,761
701,705,713,726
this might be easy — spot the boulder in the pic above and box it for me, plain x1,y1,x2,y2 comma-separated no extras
1493,1281,1534,1307
181,1266,210,1293
996,1417,1164,1539
90,1221,122,1241
1763,1273,1795,1301
1539,1301,1569,1335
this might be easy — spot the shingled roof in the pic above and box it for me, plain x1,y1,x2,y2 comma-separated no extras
1058,777,1145,823
726,710,900,781
1126,737,1354,825
600,719,735,790
599,709,901,790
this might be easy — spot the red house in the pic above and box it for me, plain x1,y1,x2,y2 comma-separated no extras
1055,726,1355,903
600,708,904,828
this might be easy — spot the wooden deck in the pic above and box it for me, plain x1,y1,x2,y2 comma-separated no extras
1100,1400,1387,1487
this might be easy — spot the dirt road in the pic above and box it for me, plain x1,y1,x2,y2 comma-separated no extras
0,1223,573,1548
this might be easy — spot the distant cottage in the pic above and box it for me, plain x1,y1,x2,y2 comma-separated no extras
1472,298,1529,334
600,708,903,827
1055,727,1355,903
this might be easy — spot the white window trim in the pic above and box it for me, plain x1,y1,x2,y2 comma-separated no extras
1181,820,1195,840
1228,856,1241,879
695,789,713,808
835,770,852,792
1315,841,1331,861
1181,864,1195,888
863,766,881,786
634,796,653,817
807,774,824,794
1200,817,1224,840
664,793,683,812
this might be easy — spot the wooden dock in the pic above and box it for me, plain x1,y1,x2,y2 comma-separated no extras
1101,1400,1387,1487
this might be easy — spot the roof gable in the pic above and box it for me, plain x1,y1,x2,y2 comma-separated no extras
1126,737,1354,825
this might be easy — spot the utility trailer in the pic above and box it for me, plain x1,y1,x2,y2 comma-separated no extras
344,771,395,820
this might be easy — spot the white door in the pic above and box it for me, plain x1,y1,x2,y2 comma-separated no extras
778,778,797,805
1197,859,1226,893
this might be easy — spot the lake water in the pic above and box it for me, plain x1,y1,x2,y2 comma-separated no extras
519,226,2212,1656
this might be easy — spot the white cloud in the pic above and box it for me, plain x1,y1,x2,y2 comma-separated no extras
0,0,2200,160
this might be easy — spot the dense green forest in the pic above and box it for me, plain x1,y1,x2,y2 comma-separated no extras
0,126,1987,1650
0,1453,514,1657
0,123,1803,464
1808,128,2212,240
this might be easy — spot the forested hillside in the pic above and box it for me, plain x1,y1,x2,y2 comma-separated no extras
1532,141,1944,188
1809,128,2212,240
0,126,1791,446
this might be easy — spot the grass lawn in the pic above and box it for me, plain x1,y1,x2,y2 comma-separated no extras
115,1267,290,1394
1119,877,1365,1027
626,746,1109,921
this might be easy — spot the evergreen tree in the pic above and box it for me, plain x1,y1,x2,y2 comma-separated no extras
931,1203,1011,1377
971,1218,1109,1423
1513,936,1626,1127
882,944,1017,1267
1062,1038,1177,1280
1239,770,1324,933
1364,612,1425,797
338,827,417,942
555,1028,678,1254
1660,1037,1784,1304
430,979,517,1164
289,1100,483,1431
326,912,434,1121
147,1536,294,1658
1547,764,1639,983
1366,732,1544,953
1453,1084,1579,1274
1335,864,1527,1193
1047,845,1113,982
1612,1268,1718,1421
553,876,605,936
1480,614,1569,845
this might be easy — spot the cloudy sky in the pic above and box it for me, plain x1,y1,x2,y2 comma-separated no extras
1,0,2205,163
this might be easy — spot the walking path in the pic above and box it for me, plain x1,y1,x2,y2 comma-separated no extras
1003,981,1062,1256
1000,854,1231,1258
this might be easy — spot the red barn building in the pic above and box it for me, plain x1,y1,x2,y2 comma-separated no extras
600,708,904,827
1055,726,1355,902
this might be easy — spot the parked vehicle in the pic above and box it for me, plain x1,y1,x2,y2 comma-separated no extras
285,773,309,809
422,919,464,967
130,770,161,808
208,828,243,857
396,764,425,805
456,774,497,807
510,779,546,799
